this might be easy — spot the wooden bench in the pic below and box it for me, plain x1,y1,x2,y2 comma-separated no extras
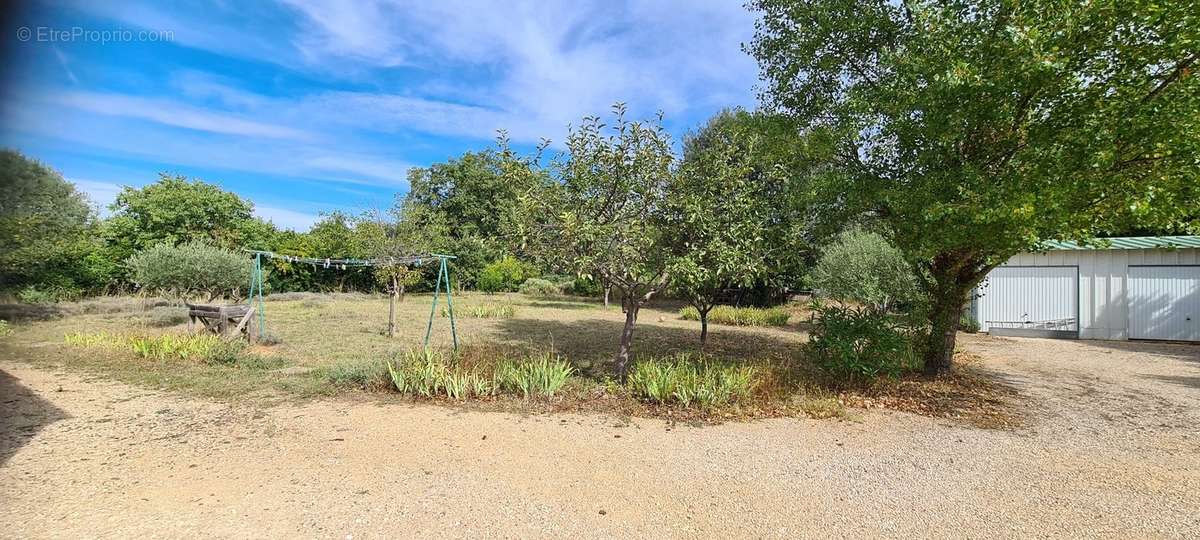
186,303,257,342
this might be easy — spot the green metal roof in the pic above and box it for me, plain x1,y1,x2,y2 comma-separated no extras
1041,236,1200,251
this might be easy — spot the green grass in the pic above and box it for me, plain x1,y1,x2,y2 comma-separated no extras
678,305,790,327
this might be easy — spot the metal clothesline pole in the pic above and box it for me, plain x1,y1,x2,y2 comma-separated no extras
423,253,458,351
243,249,458,349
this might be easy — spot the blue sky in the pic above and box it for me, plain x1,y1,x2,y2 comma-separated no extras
1,1,759,231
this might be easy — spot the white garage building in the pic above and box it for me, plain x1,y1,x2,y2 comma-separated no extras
973,236,1200,342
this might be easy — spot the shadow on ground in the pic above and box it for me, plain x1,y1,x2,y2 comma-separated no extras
1141,374,1200,390
0,369,69,465
1079,339,1200,362
494,316,801,377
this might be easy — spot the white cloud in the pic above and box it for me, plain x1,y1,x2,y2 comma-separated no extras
255,205,320,231
171,70,270,110
288,1,759,135
52,47,79,85
304,154,414,184
6,92,408,188
46,91,313,141
70,178,125,215
73,0,759,145
67,1,304,69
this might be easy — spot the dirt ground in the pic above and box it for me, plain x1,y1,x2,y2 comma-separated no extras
2,334,1198,538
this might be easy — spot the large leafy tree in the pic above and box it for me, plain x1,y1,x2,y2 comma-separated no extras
749,0,1200,374
304,211,380,292
516,105,675,381
402,150,531,286
103,174,266,262
405,151,520,239
0,150,110,293
664,112,775,346
682,110,821,300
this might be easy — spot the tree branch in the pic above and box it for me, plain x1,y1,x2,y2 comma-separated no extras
1142,53,1197,104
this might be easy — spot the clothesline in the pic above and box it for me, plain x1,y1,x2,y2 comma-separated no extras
243,249,455,269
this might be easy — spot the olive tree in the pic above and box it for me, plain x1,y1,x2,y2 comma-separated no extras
126,242,251,302
749,0,1200,374
811,228,918,311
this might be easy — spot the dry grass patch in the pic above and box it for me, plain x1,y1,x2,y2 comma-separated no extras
837,352,1023,428
0,293,1024,426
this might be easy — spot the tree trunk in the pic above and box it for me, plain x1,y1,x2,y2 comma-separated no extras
922,292,962,375
399,282,406,303
921,254,985,376
698,304,713,350
603,285,611,308
614,305,639,383
387,276,398,338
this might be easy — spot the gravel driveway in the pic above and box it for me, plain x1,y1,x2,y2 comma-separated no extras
2,335,1198,538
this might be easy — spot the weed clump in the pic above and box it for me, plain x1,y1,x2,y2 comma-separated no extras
381,348,573,400
678,305,790,327
442,303,516,319
65,331,249,365
627,354,760,407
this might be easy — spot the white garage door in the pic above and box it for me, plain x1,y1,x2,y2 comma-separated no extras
977,266,1078,336
1128,266,1200,341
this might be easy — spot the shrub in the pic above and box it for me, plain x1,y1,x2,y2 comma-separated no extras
386,348,492,399
16,284,77,306
477,257,532,293
0,320,10,338
495,352,574,398
126,241,251,301
810,228,918,310
518,278,564,297
142,306,189,327
384,348,572,400
805,303,921,384
678,305,790,327
628,354,759,406
566,275,601,296
959,309,980,333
